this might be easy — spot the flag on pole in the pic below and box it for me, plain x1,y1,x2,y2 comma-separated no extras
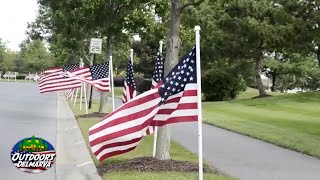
145,52,164,135
39,64,81,93
89,47,198,161
122,59,136,103
151,53,164,88
63,62,110,92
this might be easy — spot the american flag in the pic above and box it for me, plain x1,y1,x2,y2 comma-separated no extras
151,53,164,88
89,47,198,161
63,62,110,92
122,59,136,103
145,52,164,135
65,88,76,100
39,64,81,93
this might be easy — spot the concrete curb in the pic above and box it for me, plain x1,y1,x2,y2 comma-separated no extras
56,95,102,180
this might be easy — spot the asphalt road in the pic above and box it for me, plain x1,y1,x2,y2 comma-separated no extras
0,82,56,180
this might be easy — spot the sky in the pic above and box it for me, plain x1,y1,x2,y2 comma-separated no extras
0,0,38,51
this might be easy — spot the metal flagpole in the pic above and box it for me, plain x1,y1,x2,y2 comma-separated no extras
153,40,163,157
194,25,203,180
130,49,134,65
110,56,115,111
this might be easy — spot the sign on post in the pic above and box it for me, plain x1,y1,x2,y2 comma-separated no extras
89,38,102,54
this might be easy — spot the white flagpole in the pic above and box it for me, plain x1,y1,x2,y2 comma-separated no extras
83,82,88,114
79,61,84,110
110,56,115,111
153,40,163,157
130,49,134,65
74,87,79,105
195,25,203,180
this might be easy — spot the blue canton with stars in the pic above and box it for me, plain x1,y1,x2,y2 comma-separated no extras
152,52,164,83
158,46,196,105
63,64,80,72
125,59,136,89
89,62,109,80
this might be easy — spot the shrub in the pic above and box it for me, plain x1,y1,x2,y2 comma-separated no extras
113,74,125,87
202,67,246,101
16,75,26,80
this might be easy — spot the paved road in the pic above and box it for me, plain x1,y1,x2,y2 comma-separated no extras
105,95,320,180
0,82,56,180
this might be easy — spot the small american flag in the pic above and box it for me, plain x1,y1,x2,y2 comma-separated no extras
89,47,198,161
64,62,110,92
122,59,136,103
39,64,81,93
145,52,164,135
151,53,164,88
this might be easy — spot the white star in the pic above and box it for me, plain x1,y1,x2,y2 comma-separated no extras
183,78,187,82
172,88,176,92
170,81,174,85
181,70,184,74
178,76,181,80
191,60,195,63
164,92,168,96
167,86,171,90
186,58,190,62
186,72,190,76
181,84,185,87
172,72,175,75
175,82,179,86
190,77,194,81
173,75,176,79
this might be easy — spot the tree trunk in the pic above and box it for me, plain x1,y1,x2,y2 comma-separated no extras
317,47,320,68
99,35,112,113
270,72,276,92
155,0,182,160
255,57,267,96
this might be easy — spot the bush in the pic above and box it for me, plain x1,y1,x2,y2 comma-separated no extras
202,67,246,101
16,75,26,80
113,74,125,87
134,73,151,93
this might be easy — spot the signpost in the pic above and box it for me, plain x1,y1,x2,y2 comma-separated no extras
88,38,102,109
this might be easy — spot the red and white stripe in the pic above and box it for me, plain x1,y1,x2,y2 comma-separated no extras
64,67,110,92
122,81,136,103
39,70,82,93
89,83,197,161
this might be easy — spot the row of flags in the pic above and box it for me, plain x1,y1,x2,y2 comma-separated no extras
39,44,198,161
40,26,203,180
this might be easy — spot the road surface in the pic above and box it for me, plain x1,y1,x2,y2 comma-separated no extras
0,82,56,180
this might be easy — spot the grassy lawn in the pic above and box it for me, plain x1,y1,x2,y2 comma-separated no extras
113,86,123,98
203,89,320,158
68,99,234,180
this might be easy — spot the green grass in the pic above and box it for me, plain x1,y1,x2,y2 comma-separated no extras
236,87,281,99
68,99,233,180
203,90,320,158
113,87,123,98
102,172,232,180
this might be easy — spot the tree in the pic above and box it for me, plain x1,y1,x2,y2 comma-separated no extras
155,0,205,160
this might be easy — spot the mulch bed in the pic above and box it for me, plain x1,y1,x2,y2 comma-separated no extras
97,157,215,175
78,112,108,118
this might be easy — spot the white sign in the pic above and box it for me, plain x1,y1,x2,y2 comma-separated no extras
89,38,102,54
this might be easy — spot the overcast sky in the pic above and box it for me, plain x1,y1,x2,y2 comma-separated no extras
0,0,38,51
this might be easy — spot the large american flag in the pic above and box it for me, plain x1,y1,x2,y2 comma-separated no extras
39,64,81,93
122,59,136,103
89,47,198,161
63,62,110,92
